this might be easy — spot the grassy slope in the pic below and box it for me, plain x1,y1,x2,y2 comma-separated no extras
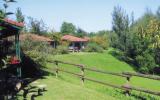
45,50,160,99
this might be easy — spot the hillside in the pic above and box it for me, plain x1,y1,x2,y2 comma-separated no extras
27,49,160,100
47,50,160,99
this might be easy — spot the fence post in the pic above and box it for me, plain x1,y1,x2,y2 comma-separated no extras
124,76,131,96
80,65,85,85
55,61,59,78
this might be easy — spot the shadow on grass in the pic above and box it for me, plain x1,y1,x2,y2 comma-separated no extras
15,51,56,100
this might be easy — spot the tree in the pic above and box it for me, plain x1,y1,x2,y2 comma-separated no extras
49,32,62,44
28,17,48,35
75,28,87,37
112,6,129,51
125,13,160,73
156,6,160,19
16,7,25,22
111,6,160,73
0,9,5,18
131,12,134,25
60,22,76,34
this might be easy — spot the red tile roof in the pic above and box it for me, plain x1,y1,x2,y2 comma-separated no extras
3,18,24,27
62,35,89,42
19,34,54,42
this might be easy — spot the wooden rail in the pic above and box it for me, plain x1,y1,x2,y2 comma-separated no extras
50,60,160,96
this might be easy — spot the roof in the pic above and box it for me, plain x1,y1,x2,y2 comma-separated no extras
19,34,54,42
0,18,24,39
62,35,89,42
3,18,24,27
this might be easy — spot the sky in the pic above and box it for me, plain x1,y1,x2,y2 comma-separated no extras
1,0,160,32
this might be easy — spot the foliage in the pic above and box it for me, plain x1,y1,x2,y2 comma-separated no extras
135,53,156,73
60,22,76,34
112,6,129,51
84,42,103,53
28,17,48,35
90,35,109,50
49,32,62,44
1,0,16,17
109,32,119,48
16,7,25,23
75,28,87,37
0,9,5,18
111,6,160,73
88,32,96,37
56,45,69,54
21,36,55,67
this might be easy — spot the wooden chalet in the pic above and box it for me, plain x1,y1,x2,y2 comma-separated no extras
0,18,24,99
61,35,89,51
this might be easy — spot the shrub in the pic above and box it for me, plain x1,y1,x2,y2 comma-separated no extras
135,53,156,73
84,42,103,53
56,45,69,54
25,50,47,67
90,35,109,50
21,36,56,67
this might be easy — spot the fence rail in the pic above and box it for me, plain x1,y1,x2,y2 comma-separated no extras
50,60,160,96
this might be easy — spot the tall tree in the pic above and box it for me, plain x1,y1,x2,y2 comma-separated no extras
131,12,134,25
28,17,48,35
16,7,25,22
112,6,129,51
60,22,76,34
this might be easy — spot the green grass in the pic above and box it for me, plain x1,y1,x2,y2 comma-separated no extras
35,49,160,100
35,76,116,100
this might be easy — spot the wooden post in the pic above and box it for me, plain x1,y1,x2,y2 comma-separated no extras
124,76,131,96
80,65,84,85
55,61,59,78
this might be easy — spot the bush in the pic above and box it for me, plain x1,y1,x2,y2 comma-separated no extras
84,42,103,53
90,35,109,50
109,49,134,64
135,53,156,73
25,50,47,67
56,45,69,54
21,36,56,67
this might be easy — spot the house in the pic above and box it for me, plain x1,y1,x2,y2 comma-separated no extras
61,35,89,51
0,18,24,80
19,34,57,48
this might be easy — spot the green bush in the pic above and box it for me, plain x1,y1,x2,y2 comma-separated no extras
84,42,103,53
90,35,109,50
135,53,156,73
56,45,69,54
25,50,47,67
21,37,56,67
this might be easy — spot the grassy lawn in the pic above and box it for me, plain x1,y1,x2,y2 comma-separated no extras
30,49,160,100
34,76,116,100
47,50,160,99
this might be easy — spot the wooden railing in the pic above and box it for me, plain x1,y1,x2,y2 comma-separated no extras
50,60,160,96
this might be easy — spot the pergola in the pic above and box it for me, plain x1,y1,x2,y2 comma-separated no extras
0,18,24,77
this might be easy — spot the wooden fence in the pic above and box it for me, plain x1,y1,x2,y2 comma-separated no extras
50,60,160,96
